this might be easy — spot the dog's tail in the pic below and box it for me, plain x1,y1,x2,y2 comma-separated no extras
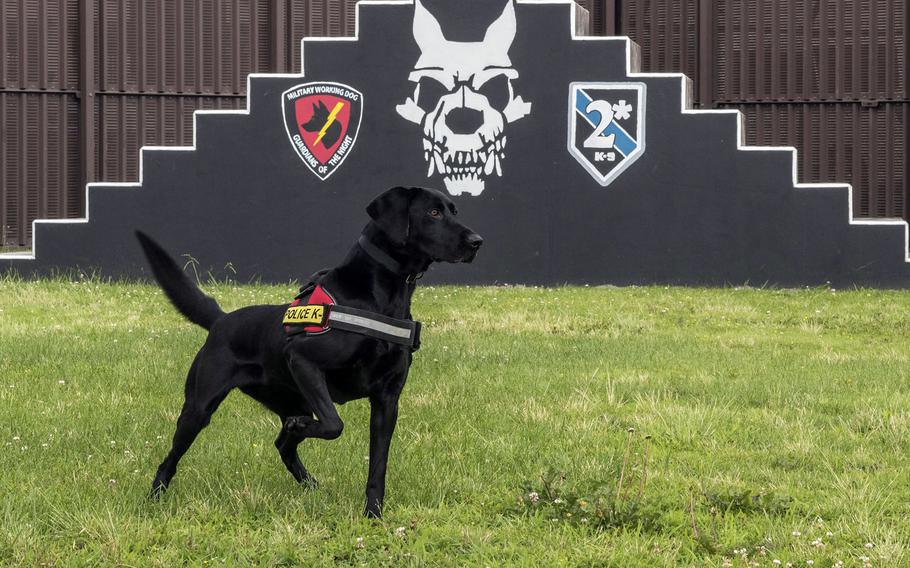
135,231,225,330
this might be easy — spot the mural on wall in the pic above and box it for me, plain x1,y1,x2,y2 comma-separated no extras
568,82,646,186
395,0,532,196
2,0,909,288
282,82,364,180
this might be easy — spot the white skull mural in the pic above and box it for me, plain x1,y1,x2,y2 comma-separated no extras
395,0,532,196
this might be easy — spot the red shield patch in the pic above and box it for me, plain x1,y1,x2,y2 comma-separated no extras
282,82,363,180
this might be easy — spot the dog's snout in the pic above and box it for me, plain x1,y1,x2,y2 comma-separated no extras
466,233,484,249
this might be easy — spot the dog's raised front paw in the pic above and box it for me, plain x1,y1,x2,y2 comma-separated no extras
284,415,317,434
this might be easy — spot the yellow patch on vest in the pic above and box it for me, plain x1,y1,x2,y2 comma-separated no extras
283,305,326,325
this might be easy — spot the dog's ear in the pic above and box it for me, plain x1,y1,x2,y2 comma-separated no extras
367,186,415,245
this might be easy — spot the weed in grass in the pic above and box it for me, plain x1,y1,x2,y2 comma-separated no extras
509,431,664,534
689,484,796,556
700,485,794,518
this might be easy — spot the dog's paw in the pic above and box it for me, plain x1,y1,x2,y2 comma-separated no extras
287,461,318,488
301,474,319,490
285,415,317,434
147,480,168,500
364,500,383,519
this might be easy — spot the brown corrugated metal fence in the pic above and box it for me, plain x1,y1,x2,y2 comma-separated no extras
1,0,907,247
0,0,359,247
609,0,909,219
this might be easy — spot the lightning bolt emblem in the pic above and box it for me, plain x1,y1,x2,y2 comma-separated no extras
313,101,345,146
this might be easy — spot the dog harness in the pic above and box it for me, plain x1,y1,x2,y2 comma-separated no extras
283,274,422,351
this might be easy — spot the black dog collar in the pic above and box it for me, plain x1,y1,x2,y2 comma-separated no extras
357,236,423,282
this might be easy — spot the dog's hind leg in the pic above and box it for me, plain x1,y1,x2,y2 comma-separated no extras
149,355,239,497
274,421,317,486
237,383,318,486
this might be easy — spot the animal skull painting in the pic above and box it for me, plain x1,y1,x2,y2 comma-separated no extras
396,0,532,196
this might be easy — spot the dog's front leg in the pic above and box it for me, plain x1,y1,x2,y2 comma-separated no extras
364,390,402,518
284,351,345,440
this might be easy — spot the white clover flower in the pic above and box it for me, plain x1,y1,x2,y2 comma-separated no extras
395,526,406,538
355,537,364,549
528,491,539,504
792,530,801,537
865,543,874,549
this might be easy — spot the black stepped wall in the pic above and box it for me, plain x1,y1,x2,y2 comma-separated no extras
2,1,908,287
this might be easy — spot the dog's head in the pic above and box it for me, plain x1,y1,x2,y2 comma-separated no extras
300,101,342,148
301,101,331,132
367,186,483,264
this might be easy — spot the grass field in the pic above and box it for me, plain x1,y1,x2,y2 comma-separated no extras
2,278,910,566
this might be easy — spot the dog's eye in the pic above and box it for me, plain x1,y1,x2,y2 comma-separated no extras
429,209,442,219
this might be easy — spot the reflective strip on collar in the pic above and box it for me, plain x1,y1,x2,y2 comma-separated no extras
328,310,413,340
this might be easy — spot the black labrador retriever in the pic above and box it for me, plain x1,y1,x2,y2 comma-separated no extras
136,186,482,517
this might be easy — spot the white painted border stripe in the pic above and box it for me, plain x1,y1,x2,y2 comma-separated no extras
4,0,905,264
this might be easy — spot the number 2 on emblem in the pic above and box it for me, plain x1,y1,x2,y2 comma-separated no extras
583,100,615,149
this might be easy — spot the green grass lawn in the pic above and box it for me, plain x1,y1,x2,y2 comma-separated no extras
2,278,909,566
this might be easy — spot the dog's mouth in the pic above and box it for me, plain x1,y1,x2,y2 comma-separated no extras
434,250,478,264
460,248,479,263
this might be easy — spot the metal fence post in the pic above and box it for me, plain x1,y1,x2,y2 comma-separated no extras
604,0,617,35
272,0,288,73
697,0,713,108
80,0,95,209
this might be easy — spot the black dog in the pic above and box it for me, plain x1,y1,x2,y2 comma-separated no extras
137,186,482,517
300,101,342,148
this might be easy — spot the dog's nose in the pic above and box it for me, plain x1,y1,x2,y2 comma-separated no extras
466,234,484,249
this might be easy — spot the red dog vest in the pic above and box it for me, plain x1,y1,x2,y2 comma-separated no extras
283,284,335,334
